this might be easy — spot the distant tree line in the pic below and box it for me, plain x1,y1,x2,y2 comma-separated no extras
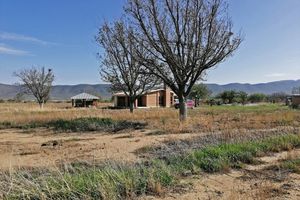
206,90,288,105
180,82,290,106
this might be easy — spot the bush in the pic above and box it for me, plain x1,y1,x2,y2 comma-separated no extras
48,118,146,133
248,93,266,103
0,117,146,132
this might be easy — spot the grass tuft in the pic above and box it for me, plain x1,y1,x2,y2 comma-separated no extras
280,158,300,173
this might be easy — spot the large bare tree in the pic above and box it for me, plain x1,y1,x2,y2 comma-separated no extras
96,21,159,113
126,0,242,120
14,67,54,109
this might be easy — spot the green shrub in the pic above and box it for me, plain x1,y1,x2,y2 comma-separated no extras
48,118,115,132
0,117,146,133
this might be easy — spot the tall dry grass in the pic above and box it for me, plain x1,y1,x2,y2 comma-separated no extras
0,102,299,134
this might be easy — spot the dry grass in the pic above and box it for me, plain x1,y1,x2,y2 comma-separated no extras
0,102,300,199
0,102,299,134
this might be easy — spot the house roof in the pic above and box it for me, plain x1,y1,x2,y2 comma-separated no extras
71,93,100,100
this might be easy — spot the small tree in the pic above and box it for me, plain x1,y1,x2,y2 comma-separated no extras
96,21,158,113
248,93,266,103
237,91,248,105
14,67,54,109
218,90,236,104
126,0,242,121
189,83,211,106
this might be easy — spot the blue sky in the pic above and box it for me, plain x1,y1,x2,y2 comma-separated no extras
0,0,299,85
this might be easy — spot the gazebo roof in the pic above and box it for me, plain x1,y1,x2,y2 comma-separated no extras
71,93,100,100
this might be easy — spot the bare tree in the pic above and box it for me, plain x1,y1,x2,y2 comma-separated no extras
126,0,242,120
96,21,159,113
14,67,54,109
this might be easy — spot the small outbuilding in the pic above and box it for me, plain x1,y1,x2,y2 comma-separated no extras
71,93,100,107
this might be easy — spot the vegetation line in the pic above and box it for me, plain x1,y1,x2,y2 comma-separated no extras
2,134,300,200
0,117,146,133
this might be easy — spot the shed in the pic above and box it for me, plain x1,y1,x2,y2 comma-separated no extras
71,93,100,107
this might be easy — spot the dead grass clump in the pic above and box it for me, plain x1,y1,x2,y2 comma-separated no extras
251,181,287,200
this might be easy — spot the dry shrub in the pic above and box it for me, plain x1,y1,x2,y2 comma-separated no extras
251,181,286,200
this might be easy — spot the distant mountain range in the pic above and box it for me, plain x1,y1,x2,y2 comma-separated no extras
0,79,299,100
206,79,300,95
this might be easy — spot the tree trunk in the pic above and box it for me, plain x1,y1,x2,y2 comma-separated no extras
39,102,44,109
129,98,135,113
178,95,187,121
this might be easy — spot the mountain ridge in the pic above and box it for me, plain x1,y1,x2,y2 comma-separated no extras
0,79,299,100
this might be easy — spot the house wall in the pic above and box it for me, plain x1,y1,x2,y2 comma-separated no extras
115,96,140,108
115,96,129,107
114,89,175,108
137,96,147,107
164,87,171,107
170,93,174,106
146,92,159,107
113,96,118,107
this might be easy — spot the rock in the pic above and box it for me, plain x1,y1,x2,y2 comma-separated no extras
41,140,61,147
182,170,192,177
52,140,59,146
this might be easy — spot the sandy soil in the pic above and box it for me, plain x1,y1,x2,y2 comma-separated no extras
142,150,300,200
0,128,196,170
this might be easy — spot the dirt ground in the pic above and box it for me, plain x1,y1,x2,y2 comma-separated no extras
142,149,300,200
0,128,197,170
1,129,300,199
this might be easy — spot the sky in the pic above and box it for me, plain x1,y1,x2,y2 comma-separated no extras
0,0,299,85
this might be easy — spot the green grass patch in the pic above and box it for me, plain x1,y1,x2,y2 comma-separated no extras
167,133,300,173
3,134,300,200
278,158,300,173
195,103,289,114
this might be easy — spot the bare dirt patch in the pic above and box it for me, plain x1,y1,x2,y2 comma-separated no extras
0,128,196,170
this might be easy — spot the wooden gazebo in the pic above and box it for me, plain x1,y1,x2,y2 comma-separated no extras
71,93,99,107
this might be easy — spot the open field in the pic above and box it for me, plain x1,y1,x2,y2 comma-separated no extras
0,102,300,199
